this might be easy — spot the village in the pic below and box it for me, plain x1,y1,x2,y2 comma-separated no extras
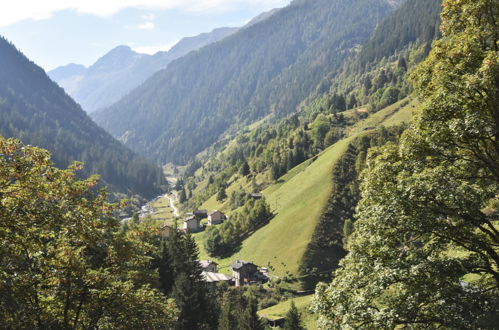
160,207,270,288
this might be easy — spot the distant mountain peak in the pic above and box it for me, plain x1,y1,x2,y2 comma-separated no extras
48,63,87,81
49,27,239,113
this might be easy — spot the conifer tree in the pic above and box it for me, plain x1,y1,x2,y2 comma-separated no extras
218,291,237,330
240,293,264,330
179,187,187,203
284,301,305,330
240,160,251,176
217,186,227,201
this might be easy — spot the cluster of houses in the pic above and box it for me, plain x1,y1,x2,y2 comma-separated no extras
183,209,227,233
160,209,227,237
198,259,268,287
158,205,268,287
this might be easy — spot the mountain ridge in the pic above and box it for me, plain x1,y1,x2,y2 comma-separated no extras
49,27,239,113
93,0,399,165
0,35,166,200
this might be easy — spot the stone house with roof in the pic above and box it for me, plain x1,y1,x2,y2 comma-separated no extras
183,215,202,233
231,260,259,287
208,210,227,226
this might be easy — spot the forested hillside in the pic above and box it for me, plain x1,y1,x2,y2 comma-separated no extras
167,0,441,290
314,0,499,328
49,27,238,113
0,36,166,199
93,0,403,164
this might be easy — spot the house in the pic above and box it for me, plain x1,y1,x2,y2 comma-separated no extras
183,215,202,233
160,224,174,238
199,260,219,273
208,210,227,226
202,271,233,285
250,193,263,200
193,209,208,219
232,260,259,287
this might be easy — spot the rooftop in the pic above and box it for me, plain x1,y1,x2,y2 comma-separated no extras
232,260,256,270
202,271,232,283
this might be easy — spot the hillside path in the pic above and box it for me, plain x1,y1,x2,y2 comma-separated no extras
168,194,179,217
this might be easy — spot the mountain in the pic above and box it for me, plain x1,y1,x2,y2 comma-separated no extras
0,36,166,200
48,63,87,82
163,0,442,291
244,8,279,27
92,0,403,165
48,27,238,113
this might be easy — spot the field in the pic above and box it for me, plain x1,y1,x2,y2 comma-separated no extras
258,295,318,329
148,194,178,227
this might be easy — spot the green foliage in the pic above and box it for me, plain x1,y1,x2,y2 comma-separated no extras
283,301,305,330
205,199,273,257
94,0,398,164
325,0,443,117
357,0,442,68
240,293,265,330
216,186,227,202
0,36,165,200
300,126,405,289
0,137,177,328
218,290,264,330
179,187,187,204
314,0,499,327
240,160,251,176
157,231,218,329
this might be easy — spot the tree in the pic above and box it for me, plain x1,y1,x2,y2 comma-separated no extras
240,293,264,330
342,219,353,243
217,186,227,202
397,55,407,71
160,232,218,330
240,160,251,176
284,301,305,330
314,1,499,328
132,212,140,224
179,187,187,203
218,291,238,330
0,137,177,329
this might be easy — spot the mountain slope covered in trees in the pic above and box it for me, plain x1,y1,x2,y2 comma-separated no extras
93,0,404,164
49,27,238,113
163,0,442,291
0,36,165,199
314,0,499,327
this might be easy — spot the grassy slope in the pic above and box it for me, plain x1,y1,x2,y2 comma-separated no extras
191,100,413,276
258,295,318,329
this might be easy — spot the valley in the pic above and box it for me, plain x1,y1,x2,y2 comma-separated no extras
1,0,497,328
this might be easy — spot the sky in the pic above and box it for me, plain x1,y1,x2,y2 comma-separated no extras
0,0,291,71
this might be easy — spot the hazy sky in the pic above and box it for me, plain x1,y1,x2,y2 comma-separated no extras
0,0,291,71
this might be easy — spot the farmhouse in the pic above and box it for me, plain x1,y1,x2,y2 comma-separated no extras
199,260,219,273
231,260,259,287
183,215,202,233
208,210,227,226
160,224,174,238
